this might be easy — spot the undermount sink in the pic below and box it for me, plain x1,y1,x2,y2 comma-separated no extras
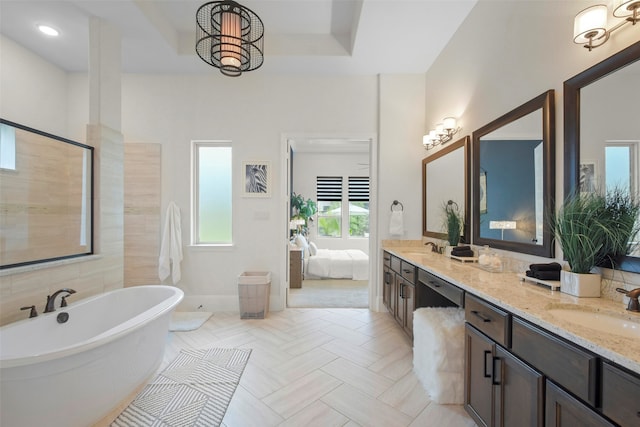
403,251,429,256
547,308,640,339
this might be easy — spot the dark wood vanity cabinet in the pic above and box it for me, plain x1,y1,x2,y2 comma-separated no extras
464,295,543,427
601,362,640,426
395,260,416,337
382,252,393,312
545,380,614,427
383,252,415,337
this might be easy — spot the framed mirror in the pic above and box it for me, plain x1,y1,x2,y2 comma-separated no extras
472,90,555,257
422,136,470,242
0,119,94,269
564,40,640,272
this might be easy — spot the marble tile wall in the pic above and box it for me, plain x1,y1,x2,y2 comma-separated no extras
0,124,124,326
124,143,161,287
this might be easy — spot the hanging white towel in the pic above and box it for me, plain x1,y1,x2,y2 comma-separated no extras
159,202,183,284
389,211,404,235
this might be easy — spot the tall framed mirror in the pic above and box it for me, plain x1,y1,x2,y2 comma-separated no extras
422,136,470,242
564,41,640,272
472,90,555,257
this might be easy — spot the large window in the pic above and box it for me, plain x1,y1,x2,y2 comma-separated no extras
316,175,370,238
348,176,370,237
317,176,342,237
193,141,232,244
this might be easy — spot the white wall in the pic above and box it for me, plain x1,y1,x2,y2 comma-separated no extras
113,74,379,310
423,0,640,266
0,36,68,136
292,151,370,253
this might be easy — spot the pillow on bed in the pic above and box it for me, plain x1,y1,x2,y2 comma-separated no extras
295,234,309,251
308,241,318,256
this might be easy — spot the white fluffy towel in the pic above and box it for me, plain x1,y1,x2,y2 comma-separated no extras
159,202,183,285
413,307,466,404
389,211,404,235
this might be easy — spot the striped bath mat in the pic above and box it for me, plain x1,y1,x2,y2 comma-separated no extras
112,348,251,427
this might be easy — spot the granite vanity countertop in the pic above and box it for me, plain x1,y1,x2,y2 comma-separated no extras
383,246,640,375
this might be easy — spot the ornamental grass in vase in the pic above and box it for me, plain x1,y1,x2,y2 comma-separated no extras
443,200,464,256
552,187,640,297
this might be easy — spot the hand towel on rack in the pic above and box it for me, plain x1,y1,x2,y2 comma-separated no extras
389,211,404,235
159,202,183,285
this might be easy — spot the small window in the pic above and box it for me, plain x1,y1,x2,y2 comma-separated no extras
348,176,370,237
193,141,232,245
0,123,17,170
317,176,342,237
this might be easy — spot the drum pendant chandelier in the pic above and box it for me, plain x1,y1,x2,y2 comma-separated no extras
196,1,264,77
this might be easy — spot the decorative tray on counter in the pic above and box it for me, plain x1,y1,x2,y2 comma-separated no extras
517,273,561,291
449,254,478,263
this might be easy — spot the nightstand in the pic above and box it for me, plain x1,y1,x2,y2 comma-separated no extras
289,247,303,288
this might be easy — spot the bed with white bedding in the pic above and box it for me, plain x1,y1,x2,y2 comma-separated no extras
305,248,369,280
293,234,369,280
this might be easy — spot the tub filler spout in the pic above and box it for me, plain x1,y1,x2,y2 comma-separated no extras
44,288,76,313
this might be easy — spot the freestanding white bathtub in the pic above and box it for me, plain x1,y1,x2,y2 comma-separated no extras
0,285,183,427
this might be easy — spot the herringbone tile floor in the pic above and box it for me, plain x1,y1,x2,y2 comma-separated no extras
162,308,476,427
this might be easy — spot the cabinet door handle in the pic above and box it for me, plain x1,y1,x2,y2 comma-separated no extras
471,310,491,322
429,280,441,288
491,356,501,386
399,283,404,299
483,350,492,378
385,272,391,284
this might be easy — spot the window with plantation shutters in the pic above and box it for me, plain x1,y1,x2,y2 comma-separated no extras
317,176,343,201
317,176,342,237
348,177,369,237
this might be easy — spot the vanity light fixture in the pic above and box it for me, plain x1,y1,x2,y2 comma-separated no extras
574,1,639,51
423,117,461,150
196,0,264,77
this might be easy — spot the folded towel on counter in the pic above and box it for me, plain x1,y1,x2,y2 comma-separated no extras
451,250,475,258
526,269,560,281
451,245,471,252
529,262,562,272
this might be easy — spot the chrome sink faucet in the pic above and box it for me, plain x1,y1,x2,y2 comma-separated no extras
44,288,76,313
616,287,640,312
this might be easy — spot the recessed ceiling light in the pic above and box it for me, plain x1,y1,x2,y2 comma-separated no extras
38,25,59,37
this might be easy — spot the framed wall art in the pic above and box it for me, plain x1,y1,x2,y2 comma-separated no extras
242,160,271,197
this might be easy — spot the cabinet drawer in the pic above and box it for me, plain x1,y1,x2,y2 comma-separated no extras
390,255,401,273
418,269,464,307
400,260,416,284
511,317,597,406
545,380,614,427
383,251,391,268
601,362,640,426
465,294,510,347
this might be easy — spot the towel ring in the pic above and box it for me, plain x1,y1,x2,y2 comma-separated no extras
391,200,404,212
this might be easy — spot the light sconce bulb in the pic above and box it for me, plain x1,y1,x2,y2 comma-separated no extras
574,5,608,44
443,117,457,130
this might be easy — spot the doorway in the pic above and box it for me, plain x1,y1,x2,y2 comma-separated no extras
283,134,377,309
